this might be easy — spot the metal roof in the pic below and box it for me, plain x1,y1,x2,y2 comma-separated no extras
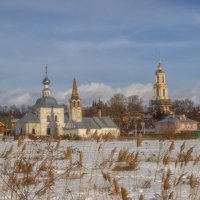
33,96,62,109
156,114,197,124
74,117,119,129
17,113,40,124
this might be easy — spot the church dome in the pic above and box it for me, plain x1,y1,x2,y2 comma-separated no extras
33,96,62,109
43,77,50,85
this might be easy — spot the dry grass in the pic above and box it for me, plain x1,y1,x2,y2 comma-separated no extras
0,138,199,199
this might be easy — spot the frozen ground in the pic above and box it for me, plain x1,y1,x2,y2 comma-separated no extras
0,138,200,199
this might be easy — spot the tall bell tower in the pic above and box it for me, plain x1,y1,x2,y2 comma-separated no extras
69,78,82,122
150,60,171,114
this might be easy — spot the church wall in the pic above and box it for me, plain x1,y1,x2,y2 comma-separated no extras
39,107,65,136
16,123,40,136
101,128,120,137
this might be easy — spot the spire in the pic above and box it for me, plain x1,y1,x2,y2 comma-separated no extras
43,65,50,86
42,65,51,97
71,78,79,100
45,65,48,77
157,55,163,70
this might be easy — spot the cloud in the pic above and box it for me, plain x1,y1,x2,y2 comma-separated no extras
0,82,152,107
1,82,200,108
171,84,200,105
0,89,40,107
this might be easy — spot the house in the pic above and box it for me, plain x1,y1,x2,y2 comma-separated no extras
155,114,198,134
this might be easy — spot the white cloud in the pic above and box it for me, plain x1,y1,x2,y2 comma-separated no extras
171,85,200,105
0,82,153,107
0,89,40,107
1,82,200,108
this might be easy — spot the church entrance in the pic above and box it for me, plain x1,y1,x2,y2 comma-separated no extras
47,128,51,135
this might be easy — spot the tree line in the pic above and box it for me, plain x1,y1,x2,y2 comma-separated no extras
1,95,200,123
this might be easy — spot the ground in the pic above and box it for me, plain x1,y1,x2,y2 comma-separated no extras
0,138,199,199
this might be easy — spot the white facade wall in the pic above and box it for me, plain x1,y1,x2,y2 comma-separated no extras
36,107,65,136
16,123,40,136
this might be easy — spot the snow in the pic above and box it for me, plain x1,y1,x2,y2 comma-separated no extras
0,139,200,199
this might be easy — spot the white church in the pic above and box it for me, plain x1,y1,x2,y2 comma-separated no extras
16,69,120,138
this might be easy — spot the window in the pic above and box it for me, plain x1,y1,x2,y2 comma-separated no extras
77,101,80,107
162,76,164,83
73,101,76,107
163,89,165,97
55,115,58,122
157,76,159,83
32,128,35,134
156,88,159,96
47,115,50,122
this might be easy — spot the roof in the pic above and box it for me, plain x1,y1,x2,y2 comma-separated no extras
73,116,119,129
33,96,62,109
17,113,40,124
156,114,198,124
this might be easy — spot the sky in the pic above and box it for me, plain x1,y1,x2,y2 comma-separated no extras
0,0,200,106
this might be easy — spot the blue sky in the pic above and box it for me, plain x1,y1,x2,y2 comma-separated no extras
0,0,200,106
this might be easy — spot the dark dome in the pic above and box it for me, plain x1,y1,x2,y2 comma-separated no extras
33,96,62,109
43,77,50,85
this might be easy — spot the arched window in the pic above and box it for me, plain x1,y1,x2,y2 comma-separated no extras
77,101,80,107
55,115,58,122
73,101,76,107
47,115,50,122
156,88,159,97
32,128,35,134
163,89,165,97
162,76,165,83
157,76,159,83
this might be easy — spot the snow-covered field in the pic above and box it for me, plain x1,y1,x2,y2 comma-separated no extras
0,138,200,200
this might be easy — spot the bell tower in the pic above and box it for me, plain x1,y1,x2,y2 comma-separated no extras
70,78,82,122
150,60,171,113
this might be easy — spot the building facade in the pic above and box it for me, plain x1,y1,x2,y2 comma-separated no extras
16,68,65,136
16,70,119,138
64,79,120,138
155,114,198,134
150,60,171,114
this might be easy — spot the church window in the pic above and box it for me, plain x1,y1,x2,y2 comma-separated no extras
77,101,80,107
32,128,35,134
156,88,159,96
55,115,58,122
47,115,50,122
157,76,159,83
162,76,165,83
73,101,76,107
163,89,165,97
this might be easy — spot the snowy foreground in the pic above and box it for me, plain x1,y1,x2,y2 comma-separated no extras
0,138,200,200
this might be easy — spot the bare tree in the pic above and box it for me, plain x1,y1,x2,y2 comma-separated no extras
127,95,143,113
172,99,194,114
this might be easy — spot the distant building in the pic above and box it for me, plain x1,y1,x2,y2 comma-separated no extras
155,114,198,134
0,115,12,135
149,60,171,114
16,67,65,136
0,122,4,134
16,68,119,138
64,79,120,138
